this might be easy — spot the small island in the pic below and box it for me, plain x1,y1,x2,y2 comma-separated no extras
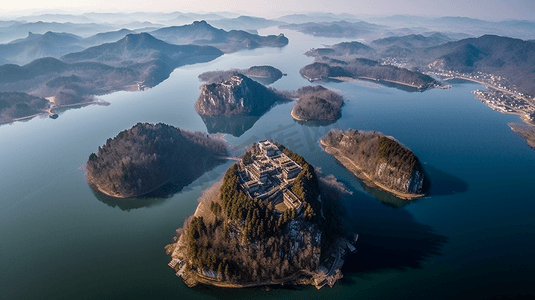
166,140,355,289
85,123,227,198
320,129,426,199
291,85,344,122
198,66,284,85
194,73,289,117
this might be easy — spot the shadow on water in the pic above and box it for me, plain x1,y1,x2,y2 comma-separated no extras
340,185,448,281
201,115,260,137
424,164,469,196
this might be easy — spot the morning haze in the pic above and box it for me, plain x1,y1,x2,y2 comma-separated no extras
1,0,534,21
1,0,535,299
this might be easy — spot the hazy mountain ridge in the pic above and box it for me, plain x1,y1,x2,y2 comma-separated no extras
280,20,384,38
420,35,535,95
150,20,288,52
0,33,223,109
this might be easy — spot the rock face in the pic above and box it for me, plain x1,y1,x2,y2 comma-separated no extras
85,123,227,198
321,129,426,198
194,73,286,117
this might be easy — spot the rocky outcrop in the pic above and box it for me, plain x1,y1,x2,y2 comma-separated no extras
321,129,426,199
194,73,287,117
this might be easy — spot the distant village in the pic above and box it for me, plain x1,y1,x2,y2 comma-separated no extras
237,140,304,213
424,68,535,122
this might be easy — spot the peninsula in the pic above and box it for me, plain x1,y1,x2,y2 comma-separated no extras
509,123,535,149
320,129,426,199
291,85,344,122
166,140,355,289
300,58,440,90
85,123,227,198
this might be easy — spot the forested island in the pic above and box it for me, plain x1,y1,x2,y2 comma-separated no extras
300,58,440,90
198,66,283,85
166,141,355,288
85,123,227,198
320,129,426,199
291,86,344,121
195,73,289,117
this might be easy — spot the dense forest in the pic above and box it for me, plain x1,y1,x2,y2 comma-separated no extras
194,73,289,117
85,123,227,198
300,58,438,89
166,145,329,285
291,85,344,121
321,129,425,196
0,92,49,123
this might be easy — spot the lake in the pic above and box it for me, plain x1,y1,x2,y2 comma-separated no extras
1,27,534,299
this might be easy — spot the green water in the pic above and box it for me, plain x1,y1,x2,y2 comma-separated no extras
1,28,535,299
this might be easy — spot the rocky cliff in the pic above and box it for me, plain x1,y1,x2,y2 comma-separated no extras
194,73,287,117
321,129,426,199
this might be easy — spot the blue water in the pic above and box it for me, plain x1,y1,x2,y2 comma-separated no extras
1,28,534,299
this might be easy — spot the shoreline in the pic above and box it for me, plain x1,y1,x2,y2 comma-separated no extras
320,139,424,200
455,77,535,126
290,106,337,122
0,99,103,125
331,76,424,89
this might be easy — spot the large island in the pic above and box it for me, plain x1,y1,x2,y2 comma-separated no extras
85,123,227,198
320,129,426,200
166,140,355,288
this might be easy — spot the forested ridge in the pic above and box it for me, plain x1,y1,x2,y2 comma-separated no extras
300,58,438,89
86,122,227,198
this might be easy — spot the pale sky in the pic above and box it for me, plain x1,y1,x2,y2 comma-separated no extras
1,0,534,21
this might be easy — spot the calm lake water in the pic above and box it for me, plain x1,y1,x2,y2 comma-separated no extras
1,27,535,300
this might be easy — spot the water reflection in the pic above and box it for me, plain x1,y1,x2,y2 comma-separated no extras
424,165,469,196
91,159,229,211
201,115,260,137
360,183,413,208
91,188,169,211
